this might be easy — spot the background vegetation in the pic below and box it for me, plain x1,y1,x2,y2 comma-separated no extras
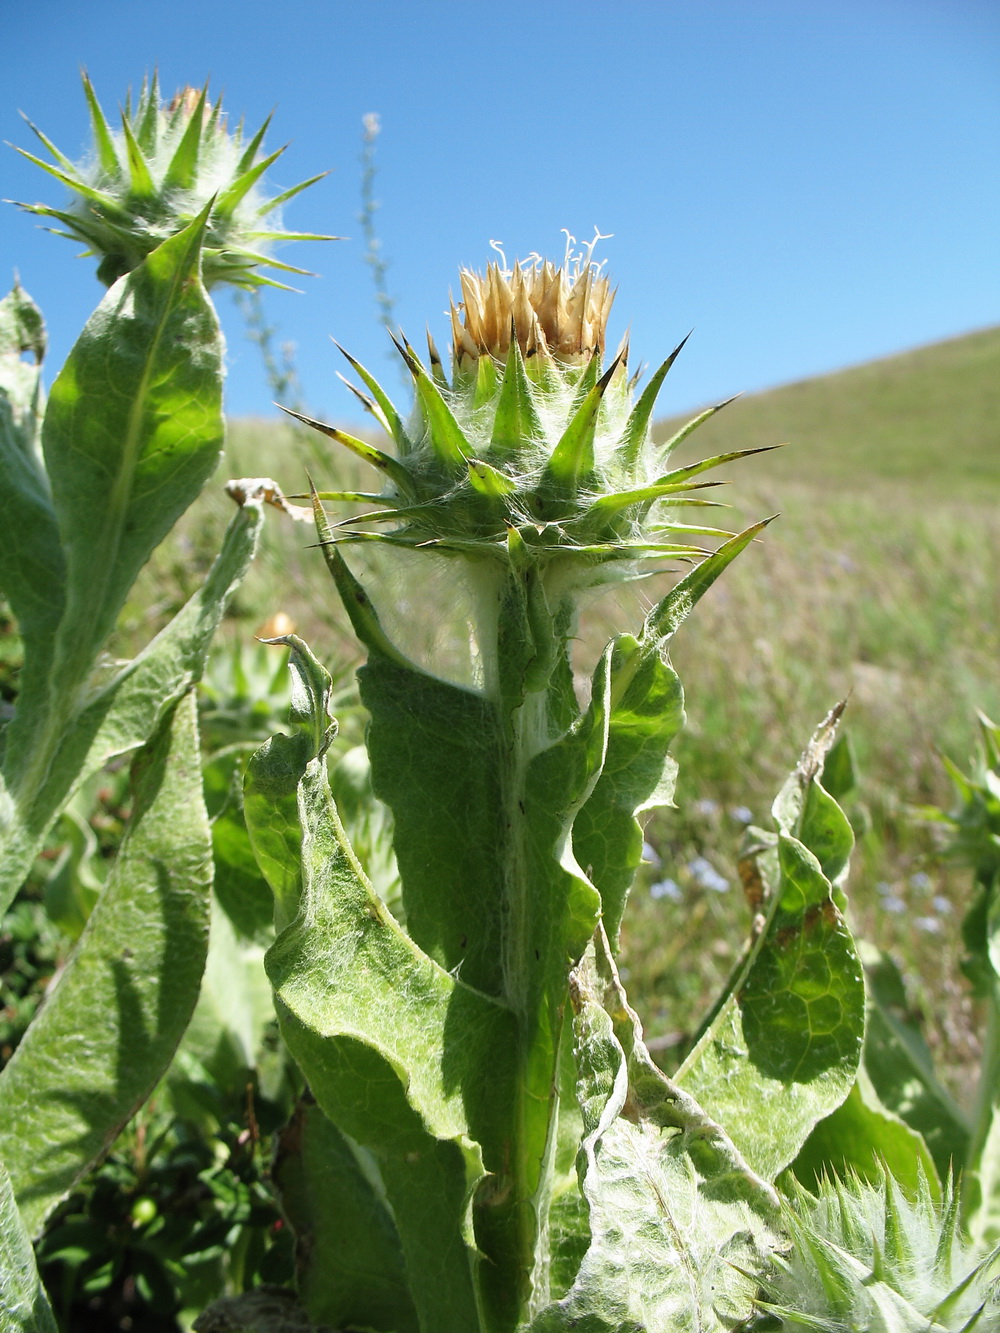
5,319,997,1327
208,323,1000,1088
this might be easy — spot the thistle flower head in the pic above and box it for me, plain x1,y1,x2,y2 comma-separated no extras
292,239,769,592
13,72,333,288
450,233,614,368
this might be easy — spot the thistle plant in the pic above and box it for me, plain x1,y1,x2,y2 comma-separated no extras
0,76,326,1321
13,72,333,289
236,241,875,1332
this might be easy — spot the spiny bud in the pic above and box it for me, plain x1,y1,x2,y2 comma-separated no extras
748,1169,1000,1331
13,72,335,289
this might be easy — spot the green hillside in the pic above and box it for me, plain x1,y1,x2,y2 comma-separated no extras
657,324,1000,498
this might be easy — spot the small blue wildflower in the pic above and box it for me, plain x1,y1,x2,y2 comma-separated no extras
650,878,682,902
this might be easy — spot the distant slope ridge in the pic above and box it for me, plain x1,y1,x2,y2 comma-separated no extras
655,325,1000,496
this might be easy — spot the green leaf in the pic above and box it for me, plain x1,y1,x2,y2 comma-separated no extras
0,280,46,431
614,334,689,473
40,207,223,703
543,354,622,492
965,889,1000,1247
162,83,208,191
653,396,740,464
0,1159,58,1332
792,1066,941,1199
262,756,506,1331
359,653,510,993
531,930,778,1331
402,341,473,469
0,496,262,917
675,710,865,1181
205,756,275,941
490,336,543,456
278,406,415,494
572,632,685,947
821,731,857,802
0,690,212,1236
80,72,120,177
0,282,64,726
273,1101,419,1333
860,945,969,1185
247,643,522,1330
119,111,155,196
643,519,771,641
166,892,274,1116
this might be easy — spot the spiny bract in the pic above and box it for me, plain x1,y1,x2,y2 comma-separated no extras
13,73,333,289
294,237,773,588
746,1169,1000,1332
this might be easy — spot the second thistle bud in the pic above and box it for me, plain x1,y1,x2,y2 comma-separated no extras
14,73,334,289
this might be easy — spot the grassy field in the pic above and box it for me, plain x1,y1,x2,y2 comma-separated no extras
134,323,999,1094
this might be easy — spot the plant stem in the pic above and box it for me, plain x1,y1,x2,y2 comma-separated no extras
479,564,583,1323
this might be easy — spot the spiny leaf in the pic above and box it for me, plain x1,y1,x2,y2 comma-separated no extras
134,72,160,153
652,443,780,490
277,406,415,495
13,204,116,256
655,394,741,463
234,109,274,176
254,229,339,243
577,475,728,523
301,489,392,505
162,82,208,191
644,518,773,641
229,247,314,277
392,335,471,468
80,72,120,177
337,373,391,435
426,328,447,386
12,149,127,216
214,144,286,220
118,112,155,197
491,332,543,455
544,351,624,490
471,350,498,408
615,332,691,472
255,169,331,216
17,113,78,176
467,458,517,497
311,488,415,670
334,342,411,452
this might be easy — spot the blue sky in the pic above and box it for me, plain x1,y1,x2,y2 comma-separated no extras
2,0,997,423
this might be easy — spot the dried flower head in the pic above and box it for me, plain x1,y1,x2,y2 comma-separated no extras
451,232,615,367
